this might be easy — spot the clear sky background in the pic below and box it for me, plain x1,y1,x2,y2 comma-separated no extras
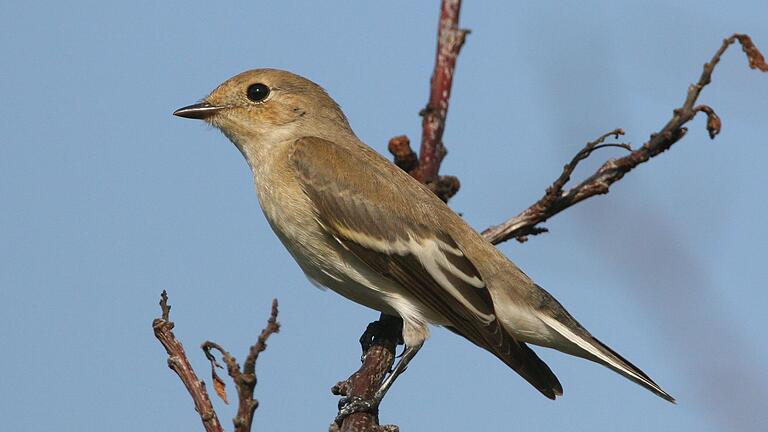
2,1,767,431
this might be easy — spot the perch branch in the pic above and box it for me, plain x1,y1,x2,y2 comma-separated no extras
331,317,402,432
482,34,767,244
334,1,469,431
413,0,470,185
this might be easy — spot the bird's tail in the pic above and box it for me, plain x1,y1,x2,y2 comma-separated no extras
539,313,675,403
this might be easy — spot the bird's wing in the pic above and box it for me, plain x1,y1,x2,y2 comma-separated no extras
289,136,562,399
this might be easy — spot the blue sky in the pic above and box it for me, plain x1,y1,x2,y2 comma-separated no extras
2,1,767,431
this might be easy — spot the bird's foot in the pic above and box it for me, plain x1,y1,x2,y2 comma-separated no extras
358,321,385,354
358,316,404,355
335,395,380,425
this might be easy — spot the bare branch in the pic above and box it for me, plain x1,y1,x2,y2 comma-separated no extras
389,135,461,201
331,316,402,432
243,300,280,378
334,1,469,430
388,136,418,173
153,291,224,432
154,293,279,432
482,34,767,244
413,0,470,185
202,300,280,432
234,299,280,432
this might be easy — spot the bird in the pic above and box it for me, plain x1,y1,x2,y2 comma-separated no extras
173,68,674,406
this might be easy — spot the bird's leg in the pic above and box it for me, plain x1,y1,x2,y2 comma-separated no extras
332,313,415,424
374,342,422,401
336,343,423,422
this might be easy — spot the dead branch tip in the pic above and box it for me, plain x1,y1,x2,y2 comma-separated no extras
734,34,768,72
159,290,170,321
482,33,766,244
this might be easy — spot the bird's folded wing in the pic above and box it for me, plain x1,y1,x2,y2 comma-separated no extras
289,136,562,399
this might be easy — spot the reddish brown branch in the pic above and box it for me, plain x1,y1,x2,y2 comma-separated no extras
482,34,767,245
334,1,469,431
388,136,418,173
331,316,402,432
735,34,768,71
154,293,279,432
413,0,469,184
389,134,461,202
386,0,467,203
153,291,223,432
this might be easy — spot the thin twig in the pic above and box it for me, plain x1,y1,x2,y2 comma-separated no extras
154,292,279,432
202,300,280,432
236,299,280,432
482,34,767,244
153,291,223,432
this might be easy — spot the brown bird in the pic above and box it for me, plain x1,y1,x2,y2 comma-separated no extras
174,69,674,408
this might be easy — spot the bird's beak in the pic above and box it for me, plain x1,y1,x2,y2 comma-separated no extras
173,102,225,120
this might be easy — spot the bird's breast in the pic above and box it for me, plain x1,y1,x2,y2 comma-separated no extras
250,163,420,319
253,164,333,271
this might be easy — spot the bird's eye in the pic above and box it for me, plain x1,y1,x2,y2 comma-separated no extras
246,83,270,102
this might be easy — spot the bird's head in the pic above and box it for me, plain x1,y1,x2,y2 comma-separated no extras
174,69,352,154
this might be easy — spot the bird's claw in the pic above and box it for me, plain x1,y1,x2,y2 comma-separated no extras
335,395,379,425
358,316,404,355
359,321,385,353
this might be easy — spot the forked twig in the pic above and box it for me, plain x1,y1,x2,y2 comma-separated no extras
153,291,223,432
482,34,767,244
153,293,279,432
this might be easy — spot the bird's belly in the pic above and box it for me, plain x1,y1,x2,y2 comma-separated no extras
305,267,399,314
272,215,447,327
261,199,398,315
254,175,446,329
